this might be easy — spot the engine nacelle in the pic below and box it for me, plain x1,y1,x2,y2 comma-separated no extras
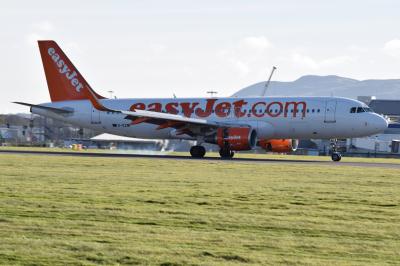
207,127,257,151
258,139,299,153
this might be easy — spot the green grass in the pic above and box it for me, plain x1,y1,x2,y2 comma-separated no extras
0,154,399,265
2,146,400,164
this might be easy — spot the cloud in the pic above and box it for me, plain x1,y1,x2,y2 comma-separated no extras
217,36,356,81
64,41,84,54
150,44,167,54
230,59,250,76
291,52,319,69
347,45,368,53
32,21,54,32
25,33,43,46
25,21,55,47
240,36,272,51
383,39,400,57
290,52,354,70
217,36,273,76
320,55,354,68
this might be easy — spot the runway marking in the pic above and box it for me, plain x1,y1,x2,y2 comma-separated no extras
1,149,399,169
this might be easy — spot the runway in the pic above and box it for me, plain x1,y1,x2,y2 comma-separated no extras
1,149,400,169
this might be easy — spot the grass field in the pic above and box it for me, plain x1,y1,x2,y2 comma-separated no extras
1,154,400,265
2,146,400,164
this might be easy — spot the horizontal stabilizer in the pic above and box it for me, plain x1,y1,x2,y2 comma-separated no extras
13,102,73,114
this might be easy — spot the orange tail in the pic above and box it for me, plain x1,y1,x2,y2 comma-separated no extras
38,40,105,102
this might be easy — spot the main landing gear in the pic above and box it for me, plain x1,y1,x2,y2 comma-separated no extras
219,146,234,159
190,145,234,159
330,139,342,162
190,145,206,158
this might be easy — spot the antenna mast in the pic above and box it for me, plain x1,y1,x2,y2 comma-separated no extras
207,91,218,97
261,66,277,96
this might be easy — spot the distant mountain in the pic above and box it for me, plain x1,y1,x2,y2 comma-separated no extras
232,75,400,99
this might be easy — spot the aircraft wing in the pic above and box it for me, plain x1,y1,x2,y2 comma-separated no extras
85,87,249,136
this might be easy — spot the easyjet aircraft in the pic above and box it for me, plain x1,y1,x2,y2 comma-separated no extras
15,41,388,161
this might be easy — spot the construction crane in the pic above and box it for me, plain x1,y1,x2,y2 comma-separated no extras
261,66,277,96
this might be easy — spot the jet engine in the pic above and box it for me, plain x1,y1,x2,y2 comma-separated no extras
206,127,257,151
258,139,299,153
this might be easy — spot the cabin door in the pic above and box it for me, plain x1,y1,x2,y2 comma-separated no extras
324,100,336,123
91,107,101,124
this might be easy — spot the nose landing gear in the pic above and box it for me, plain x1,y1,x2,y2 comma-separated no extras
331,152,342,162
330,139,342,162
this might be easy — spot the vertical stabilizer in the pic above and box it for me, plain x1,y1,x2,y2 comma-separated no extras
38,40,105,102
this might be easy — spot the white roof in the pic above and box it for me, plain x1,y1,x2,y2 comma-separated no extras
90,133,161,143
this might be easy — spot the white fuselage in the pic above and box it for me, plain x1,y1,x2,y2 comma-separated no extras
32,96,388,141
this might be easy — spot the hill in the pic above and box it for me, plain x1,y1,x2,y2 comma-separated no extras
232,75,400,99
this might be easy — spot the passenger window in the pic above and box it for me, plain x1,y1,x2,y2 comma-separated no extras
317,109,320,113
350,107,356,113
312,109,315,113
307,109,309,113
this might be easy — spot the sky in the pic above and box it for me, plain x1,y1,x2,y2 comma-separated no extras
1,0,400,113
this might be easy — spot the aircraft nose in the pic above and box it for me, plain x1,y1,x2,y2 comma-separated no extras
371,114,388,132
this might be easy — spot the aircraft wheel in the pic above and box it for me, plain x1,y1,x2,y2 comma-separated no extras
219,148,234,159
190,145,206,158
331,152,342,162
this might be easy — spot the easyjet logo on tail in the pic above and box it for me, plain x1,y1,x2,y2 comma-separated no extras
47,47,83,92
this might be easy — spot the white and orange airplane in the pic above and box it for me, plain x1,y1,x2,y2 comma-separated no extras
15,41,388,161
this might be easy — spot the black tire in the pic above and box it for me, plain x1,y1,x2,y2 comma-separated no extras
198,146,206,158
219,148,234,159
331,152,342,162
190,145,206,158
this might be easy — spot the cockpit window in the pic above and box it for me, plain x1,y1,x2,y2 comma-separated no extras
351,106,374,113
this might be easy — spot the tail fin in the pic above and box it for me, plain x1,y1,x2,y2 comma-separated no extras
38,40,105,102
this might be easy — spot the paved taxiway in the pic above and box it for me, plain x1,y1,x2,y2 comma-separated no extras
1,149,399,169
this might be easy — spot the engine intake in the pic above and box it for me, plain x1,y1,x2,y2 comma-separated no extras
259,139,299,153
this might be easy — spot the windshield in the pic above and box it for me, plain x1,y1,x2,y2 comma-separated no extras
350,107,374,113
